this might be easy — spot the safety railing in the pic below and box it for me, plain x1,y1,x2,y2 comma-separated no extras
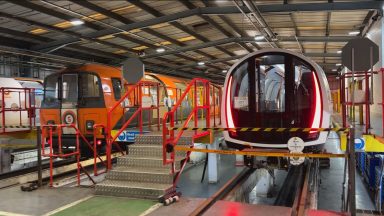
0,87,36,133
105,81,160,170
211,84,222,127
163,78,212,187
41,124,103,186
92,124,108,176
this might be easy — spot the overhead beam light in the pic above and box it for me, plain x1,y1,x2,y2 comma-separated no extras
348,31,360,35
70,19,84,26
156,47,165,53
254,35,265,41
336,63,342,66
197,61,205,66
332,69,337,72
222,69,228,73
337,50,342,54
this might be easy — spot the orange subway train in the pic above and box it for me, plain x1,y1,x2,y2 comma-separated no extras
40,64,220,155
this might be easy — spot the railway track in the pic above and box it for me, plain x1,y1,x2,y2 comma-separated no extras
189,160,319,216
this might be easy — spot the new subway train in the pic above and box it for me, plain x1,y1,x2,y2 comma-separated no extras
221,48,332,151
39,64,220,154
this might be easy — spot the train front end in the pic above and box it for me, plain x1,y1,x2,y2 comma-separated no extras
221,49,332,150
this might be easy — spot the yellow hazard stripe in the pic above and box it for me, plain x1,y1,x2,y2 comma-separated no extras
170,127,349,133
174,146,346,158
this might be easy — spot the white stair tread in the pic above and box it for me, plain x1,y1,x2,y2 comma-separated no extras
98,179,173,190
112,166,171,174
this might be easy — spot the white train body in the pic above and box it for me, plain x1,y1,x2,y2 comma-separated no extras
0,78,29,127
221,48,332,149
0,78,43,129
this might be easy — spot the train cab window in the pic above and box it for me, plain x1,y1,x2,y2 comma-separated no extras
256,55,285,113
62,74,78,103
80,74,100,98
111,78,122,101
42,74,60,108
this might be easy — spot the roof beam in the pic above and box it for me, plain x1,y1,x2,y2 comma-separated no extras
126,0,234,64
32,1,377,51
142,36,353,59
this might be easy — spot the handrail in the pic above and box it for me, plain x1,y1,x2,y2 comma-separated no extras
162,78,211,163
41,124,100,186
93,124,107,176
162,78,212,188
105,80,160,170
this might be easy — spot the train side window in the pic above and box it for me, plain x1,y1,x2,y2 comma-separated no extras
81,74,101,98
111,78,122,100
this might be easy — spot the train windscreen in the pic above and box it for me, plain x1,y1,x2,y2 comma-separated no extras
42,72,104,109
227,53,322,144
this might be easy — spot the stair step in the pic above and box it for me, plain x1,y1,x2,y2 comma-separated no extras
107,167,173,184
135,135,193,146
128,145,186,158
95,179,174,199
117,156,184,170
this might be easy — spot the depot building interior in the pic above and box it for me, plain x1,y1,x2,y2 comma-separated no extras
0,1,384,216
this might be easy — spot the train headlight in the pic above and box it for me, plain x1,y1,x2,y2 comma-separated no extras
86,120,94,131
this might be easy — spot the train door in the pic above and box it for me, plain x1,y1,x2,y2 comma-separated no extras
61,74,78,134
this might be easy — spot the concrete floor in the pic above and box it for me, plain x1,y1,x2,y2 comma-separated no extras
0,186,93,215
177,154,243,198
317,114,376,212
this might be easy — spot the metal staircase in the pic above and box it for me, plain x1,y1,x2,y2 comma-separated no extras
95,134,192,199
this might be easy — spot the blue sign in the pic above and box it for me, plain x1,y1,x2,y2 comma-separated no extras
116,130,149,142
355,138,365,150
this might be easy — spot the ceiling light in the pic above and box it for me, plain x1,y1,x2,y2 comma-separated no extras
332,69,337,72
337,50,342,54
336,63,342,66
222,70,228,73
197,61,205,66
254,35,265,41
156,47,165,53
70,19,84,26
348,31,360,36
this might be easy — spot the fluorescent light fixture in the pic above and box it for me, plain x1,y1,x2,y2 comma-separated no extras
70,19,84,26
336,63,342,66
348,31,360,35
254,35,265,41
332,69,337,72
222,70,228,73
156,47,165,53
337,50,342,54
197,61,205,66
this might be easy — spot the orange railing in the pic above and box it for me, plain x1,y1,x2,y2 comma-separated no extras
41,124,105,186
163,78,212,186
0,87,36,133
105,81,160,169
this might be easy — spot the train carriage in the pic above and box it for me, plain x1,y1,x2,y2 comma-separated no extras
221,48,332,150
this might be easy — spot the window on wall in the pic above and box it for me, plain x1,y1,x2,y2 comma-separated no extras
111,78,122,100
80,73,101,98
